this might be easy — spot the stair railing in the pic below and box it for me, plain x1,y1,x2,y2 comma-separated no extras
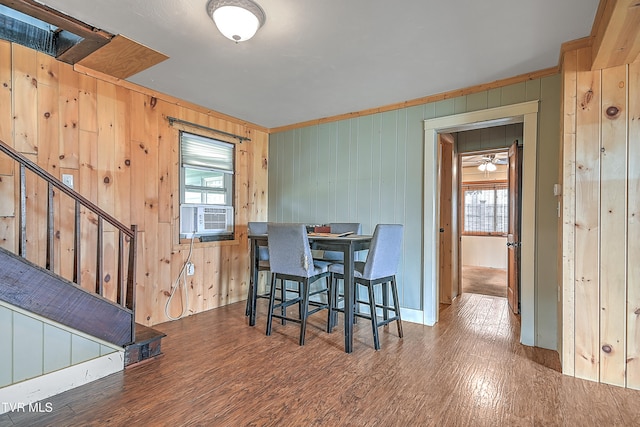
0,139,137,342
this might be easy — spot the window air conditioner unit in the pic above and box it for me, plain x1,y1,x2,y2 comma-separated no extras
180,204,233,236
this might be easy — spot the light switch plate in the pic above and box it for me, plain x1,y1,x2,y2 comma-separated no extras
62,174,74,189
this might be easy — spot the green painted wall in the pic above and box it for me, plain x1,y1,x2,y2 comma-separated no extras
269,74,561,350
0,302,118,387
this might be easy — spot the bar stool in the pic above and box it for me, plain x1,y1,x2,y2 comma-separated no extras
246,222,270,318
266,223,331,345
328,224,404,350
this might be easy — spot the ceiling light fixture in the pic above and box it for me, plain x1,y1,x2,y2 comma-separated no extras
477,156,497,173
206,0,266,43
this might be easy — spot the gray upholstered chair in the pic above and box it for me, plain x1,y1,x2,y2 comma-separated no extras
328,224,404,350
246,222,270,315
266,223,331,345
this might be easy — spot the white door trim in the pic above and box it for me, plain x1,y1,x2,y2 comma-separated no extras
423,100,539,346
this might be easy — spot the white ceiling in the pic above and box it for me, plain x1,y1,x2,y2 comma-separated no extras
38,0,600,129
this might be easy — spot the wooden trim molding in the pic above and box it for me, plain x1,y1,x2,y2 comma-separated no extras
270,67,557,133
590,0,640,70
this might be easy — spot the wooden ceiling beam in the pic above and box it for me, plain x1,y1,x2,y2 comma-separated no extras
591,0,640,70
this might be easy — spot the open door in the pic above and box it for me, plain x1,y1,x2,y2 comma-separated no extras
438,133,458,304
507,141,521,314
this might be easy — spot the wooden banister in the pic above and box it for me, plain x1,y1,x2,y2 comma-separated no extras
0,139,138,343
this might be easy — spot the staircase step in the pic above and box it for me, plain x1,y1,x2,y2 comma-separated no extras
124,324,166,368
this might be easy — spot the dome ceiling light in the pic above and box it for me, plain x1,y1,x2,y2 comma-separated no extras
206,0,266,43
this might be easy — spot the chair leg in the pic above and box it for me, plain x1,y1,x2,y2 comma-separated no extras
366,283,380,350
265,274,278,336
281,280,287,325
391,277,403,338
299,280,310,346
382,280,389,323
245,281,252,316
327,275,334,333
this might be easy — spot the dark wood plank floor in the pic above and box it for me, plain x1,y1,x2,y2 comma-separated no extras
3,293,640,426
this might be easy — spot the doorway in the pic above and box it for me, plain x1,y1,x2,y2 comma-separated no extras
423,100,538,346
459,149,509,300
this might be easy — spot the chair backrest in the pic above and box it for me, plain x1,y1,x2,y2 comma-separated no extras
329,223,362,235
248,221,268,235
323,223,362,261
361,224,404,280
267,223,316,278
249,222,269,261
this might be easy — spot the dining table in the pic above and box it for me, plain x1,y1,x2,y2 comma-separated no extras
247,232,372,353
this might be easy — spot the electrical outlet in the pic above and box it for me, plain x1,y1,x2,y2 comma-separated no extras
186,262,195,276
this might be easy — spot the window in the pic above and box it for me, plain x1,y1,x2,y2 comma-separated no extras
462,182,508,235
179,132,235,241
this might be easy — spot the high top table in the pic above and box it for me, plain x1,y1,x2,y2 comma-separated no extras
247,233,371,353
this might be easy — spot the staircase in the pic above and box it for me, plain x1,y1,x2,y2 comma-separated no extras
0,139,165,372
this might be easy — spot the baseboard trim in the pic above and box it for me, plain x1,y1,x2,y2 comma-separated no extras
0,352,124,415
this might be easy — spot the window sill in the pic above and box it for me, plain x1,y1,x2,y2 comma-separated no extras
176,237,239,249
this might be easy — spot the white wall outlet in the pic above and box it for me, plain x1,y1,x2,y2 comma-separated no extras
62,174,74,189
186,262,195,276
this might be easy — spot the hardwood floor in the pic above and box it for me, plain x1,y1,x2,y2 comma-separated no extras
461,265,508,298
3,293,640,426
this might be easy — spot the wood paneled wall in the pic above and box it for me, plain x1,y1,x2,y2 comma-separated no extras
0,41,269,327
561,46,639,389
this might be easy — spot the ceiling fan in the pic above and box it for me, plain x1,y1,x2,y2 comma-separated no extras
476,153,508,172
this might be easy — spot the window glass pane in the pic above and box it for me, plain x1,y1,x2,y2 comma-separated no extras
463,185,508,234
184,191,204,204
184,168,227,189
205,193,226,204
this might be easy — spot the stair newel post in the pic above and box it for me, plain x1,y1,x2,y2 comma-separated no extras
46,182,54,272
96,217,103,296
19,164,26,258
73,201,81,286
127,224,138,343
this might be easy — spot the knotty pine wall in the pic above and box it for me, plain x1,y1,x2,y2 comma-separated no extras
0,41,268,327
561,46,639,389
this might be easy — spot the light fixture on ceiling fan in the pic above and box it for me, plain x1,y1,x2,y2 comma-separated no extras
206,0,266,43
478,155,497,172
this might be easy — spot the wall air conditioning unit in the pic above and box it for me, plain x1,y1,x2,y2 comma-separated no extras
180,204,233,237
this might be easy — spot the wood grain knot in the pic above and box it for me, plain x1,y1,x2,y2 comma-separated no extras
125,159,131,166
44,112,50,118
634,307,640,315
103,176,110,184
581,89,593,109
59,154,65,160
605,106,620,118
150,97,157,108
602,344,612,354
104,274,111,283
